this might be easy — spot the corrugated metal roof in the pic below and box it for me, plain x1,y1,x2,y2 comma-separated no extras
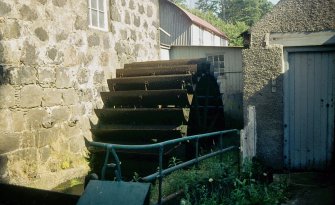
181,8,229,39
167,1,229,40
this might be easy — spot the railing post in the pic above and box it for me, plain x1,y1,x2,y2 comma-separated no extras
219,133,223,164
158,145,164,205
101,147,110,180
110,147,122,181
195,138,199,169
237,130,241,175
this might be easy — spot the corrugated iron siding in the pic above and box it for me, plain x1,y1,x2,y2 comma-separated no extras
159,0,192,46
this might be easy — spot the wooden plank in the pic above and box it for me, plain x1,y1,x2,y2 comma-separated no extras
330,52,335,167
319,52,328,169
116,65,197,77
293,52,298,169
270,31,335,47
124,59,205,69
91,126,182,143
330,52,335,166
306,53,314,168
294,53,302,169
100,89,190,107
326,52,335,167
283,50,290,167
313,52,322,169
288,53,296,168
94,108,187,125
108,74,193,91
300,53,308,168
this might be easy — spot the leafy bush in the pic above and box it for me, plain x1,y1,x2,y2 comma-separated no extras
150,154,288,205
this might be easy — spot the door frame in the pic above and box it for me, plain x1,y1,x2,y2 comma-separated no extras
283,46,335,169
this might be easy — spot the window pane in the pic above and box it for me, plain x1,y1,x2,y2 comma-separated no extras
219,55,224,61
219,62,225,68
98,0,104,11
91,0,97,9
99,12,105,28
91,10,98,27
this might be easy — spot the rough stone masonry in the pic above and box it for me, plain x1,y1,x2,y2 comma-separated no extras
0,0,160,189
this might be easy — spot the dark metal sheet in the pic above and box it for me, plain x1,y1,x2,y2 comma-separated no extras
77,180,150,205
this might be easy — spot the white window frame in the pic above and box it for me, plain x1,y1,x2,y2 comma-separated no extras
207,54,225,75
88,0,108,31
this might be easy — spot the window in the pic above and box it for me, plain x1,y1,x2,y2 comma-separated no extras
207,54,225,75
88,0,108,31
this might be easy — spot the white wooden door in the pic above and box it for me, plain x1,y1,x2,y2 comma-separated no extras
285,51,335,170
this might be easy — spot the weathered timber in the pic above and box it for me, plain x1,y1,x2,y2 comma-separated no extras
108,74,193,91
100,89,190,107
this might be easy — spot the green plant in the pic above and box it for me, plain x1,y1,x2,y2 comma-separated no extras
226,159,288,205
150,153,288,205
132,172,140,182
150,150,238,204
168,157,183,168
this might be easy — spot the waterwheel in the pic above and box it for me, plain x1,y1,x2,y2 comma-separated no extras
90,59,224,180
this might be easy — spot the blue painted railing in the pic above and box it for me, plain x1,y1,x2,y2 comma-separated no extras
88,129,240,204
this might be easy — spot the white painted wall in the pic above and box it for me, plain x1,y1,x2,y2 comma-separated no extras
214,35,220,46
191,24,228,46
160,48,170,60
191,24,200,45
221,38,228,46
203,30,212,46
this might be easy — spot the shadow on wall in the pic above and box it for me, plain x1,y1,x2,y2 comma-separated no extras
224,92,244,129
0,65,10,85
326,35,335,45
0,155,8,183
244,74,284,170
0,37,9,182
0,85,10,183
0,35,11,85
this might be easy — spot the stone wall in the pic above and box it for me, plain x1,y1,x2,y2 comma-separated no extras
242,0,335,169
243,46,284,169
0,0,160,189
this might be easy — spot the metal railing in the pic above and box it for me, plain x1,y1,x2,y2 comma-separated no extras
88,129,240,204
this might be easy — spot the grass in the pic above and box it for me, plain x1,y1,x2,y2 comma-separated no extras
150,149,239,204
149,150,288,205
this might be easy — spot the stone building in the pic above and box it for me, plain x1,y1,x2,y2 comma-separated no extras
0,0,160,189
243,0,335,170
